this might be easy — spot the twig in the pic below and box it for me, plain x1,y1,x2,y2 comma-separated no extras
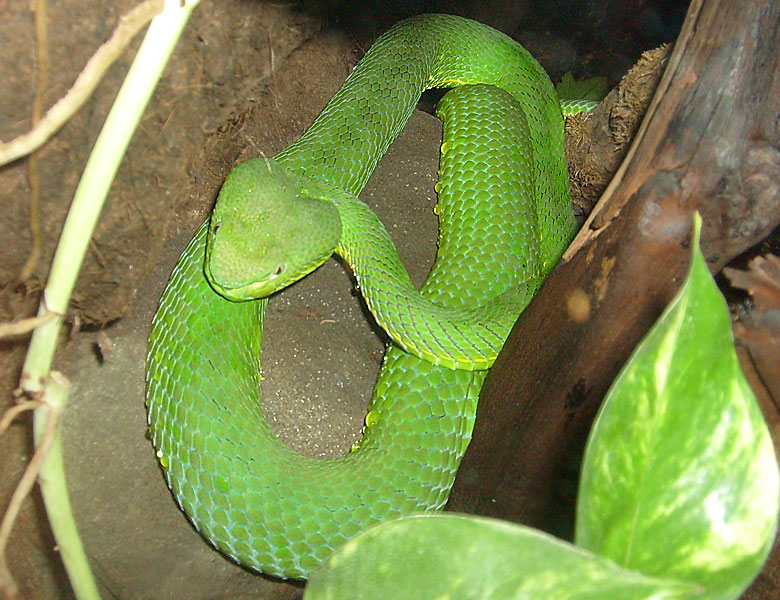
0,378,64,599
17,0,49,282
0,0,165,167
0,399,43,436
0,311,57,339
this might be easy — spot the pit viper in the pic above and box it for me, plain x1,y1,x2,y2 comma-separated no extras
146,13,577,579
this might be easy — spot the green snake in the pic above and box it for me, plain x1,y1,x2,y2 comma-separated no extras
146,14,576,579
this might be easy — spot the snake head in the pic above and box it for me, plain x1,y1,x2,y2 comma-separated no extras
205,157,342,301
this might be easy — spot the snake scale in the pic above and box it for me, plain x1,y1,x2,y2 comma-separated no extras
146,14,576,579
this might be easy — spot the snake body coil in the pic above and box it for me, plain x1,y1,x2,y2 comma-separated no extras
146,14,576,578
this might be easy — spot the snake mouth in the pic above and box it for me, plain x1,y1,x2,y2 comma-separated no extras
206,263,288,302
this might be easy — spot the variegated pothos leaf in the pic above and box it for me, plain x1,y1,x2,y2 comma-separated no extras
576,214,779,600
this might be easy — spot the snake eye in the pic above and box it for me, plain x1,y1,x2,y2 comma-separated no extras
272,263,286,277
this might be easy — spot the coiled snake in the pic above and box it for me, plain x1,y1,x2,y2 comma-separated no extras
146,14,577,579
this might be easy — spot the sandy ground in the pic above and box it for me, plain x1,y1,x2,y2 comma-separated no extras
54,110,441,599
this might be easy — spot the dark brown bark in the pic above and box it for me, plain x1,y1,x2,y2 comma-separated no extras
447,0,780,557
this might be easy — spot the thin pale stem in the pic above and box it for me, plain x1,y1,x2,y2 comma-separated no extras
10,2,201,598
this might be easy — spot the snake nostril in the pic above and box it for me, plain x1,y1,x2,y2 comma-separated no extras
212,220,222,236
273,263,286,277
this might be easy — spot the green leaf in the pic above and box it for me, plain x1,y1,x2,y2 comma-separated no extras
575,214,780,600
305,513,699,600
556,72,609,103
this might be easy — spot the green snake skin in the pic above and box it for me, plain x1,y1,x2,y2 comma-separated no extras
146,14,576,579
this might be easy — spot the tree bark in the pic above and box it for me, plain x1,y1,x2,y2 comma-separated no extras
447,0,780,568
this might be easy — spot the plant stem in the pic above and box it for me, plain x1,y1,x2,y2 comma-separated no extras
15,1,201,598
33,373,101,600
21,0,199,392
